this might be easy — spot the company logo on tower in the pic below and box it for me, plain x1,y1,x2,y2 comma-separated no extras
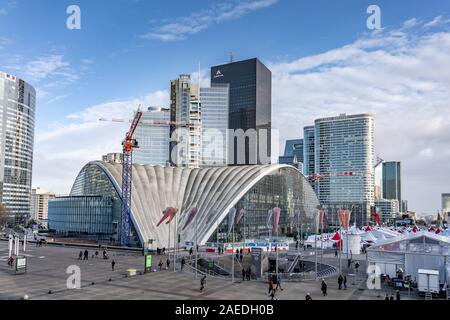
213,70,224,79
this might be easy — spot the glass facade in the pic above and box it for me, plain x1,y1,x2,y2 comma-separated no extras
170,75,202,168
0,72,36,225
278,139,303,170
48,196,114,238
314,114,375,227
303,126,315,188
211,167,320,243
134,107,170,166
200,84,229,166
211,58,272,165
382,161,402,211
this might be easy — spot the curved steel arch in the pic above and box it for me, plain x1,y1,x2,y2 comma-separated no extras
71,162,319,247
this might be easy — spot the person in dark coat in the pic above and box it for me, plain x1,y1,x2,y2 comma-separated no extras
338,274,344,290
343,275,347,290
321,279,328,296
305,293,312,300
396,290,401,300
242,268,246,281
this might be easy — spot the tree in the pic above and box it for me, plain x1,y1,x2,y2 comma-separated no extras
0,203,10,231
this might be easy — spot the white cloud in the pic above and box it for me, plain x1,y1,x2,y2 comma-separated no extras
141,0,278,41
270,17,450,215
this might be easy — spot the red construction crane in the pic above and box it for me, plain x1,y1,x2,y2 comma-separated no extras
120,109,143,246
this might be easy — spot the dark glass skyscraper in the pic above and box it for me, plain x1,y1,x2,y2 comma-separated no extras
382,161,402,211
211,58,271,165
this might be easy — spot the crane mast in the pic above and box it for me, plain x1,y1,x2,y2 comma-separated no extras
120,110,143,247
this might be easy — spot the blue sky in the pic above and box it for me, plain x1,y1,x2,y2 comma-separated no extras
1,0,450,215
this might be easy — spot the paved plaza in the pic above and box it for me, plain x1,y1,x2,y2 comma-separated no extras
0,241,420,300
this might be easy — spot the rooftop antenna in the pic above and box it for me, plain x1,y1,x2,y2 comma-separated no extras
229,52,234,63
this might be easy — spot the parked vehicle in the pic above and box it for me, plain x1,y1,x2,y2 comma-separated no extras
418,269,440,294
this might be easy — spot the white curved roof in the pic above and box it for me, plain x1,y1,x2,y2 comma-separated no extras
87,162,318,247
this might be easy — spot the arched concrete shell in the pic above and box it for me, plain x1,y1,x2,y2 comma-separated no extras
76,162,319,247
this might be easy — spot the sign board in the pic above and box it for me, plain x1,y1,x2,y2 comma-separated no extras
144,255,152,273
15,256,27,274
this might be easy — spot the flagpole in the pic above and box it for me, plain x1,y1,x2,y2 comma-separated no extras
195,211,198,279
168,222,171,265
315,210,318,281
232,216,235,283
174,212,178,272
321,210,324,271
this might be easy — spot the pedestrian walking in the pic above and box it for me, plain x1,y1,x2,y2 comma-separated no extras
239,253,243,263
348,259,351,268
189,248,193,256
83,249,89,260
275,275,284,291
166,258,170,269
338,274,344,290
343,275,347,290
200,276,206,292
7,256,14,267
95,251,99,258
246,267,251,281
158,260,163,271
321,279,328,296
181,258,186,270
78,251,83,260
305,293,312,301
396,290,401,300
355,261,360,273
242,268,246,281
111,260,116,271
335,249,338,257
268,279,274,295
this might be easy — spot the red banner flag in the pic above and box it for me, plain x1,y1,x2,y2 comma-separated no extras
273,207,281,232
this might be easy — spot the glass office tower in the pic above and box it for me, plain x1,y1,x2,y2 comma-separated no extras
382,161,402,211
211,58,272,165
303,126,316,189
279,139,303,171
200,84,229,167
0,72,36,225
170,75,201,168
314,114,375,227
134,107,170,166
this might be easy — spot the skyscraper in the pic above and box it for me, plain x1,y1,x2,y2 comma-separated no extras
314,113,375,227
0,72,36,225
442,193,450,221
211,58,271,165
134,107,170,166
200,84,229,167
382,161,402,211
170,75,201,168
30,188,56,228
303,126,316,188
279,139,303,171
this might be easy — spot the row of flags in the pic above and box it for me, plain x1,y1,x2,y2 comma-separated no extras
156,206,358,233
